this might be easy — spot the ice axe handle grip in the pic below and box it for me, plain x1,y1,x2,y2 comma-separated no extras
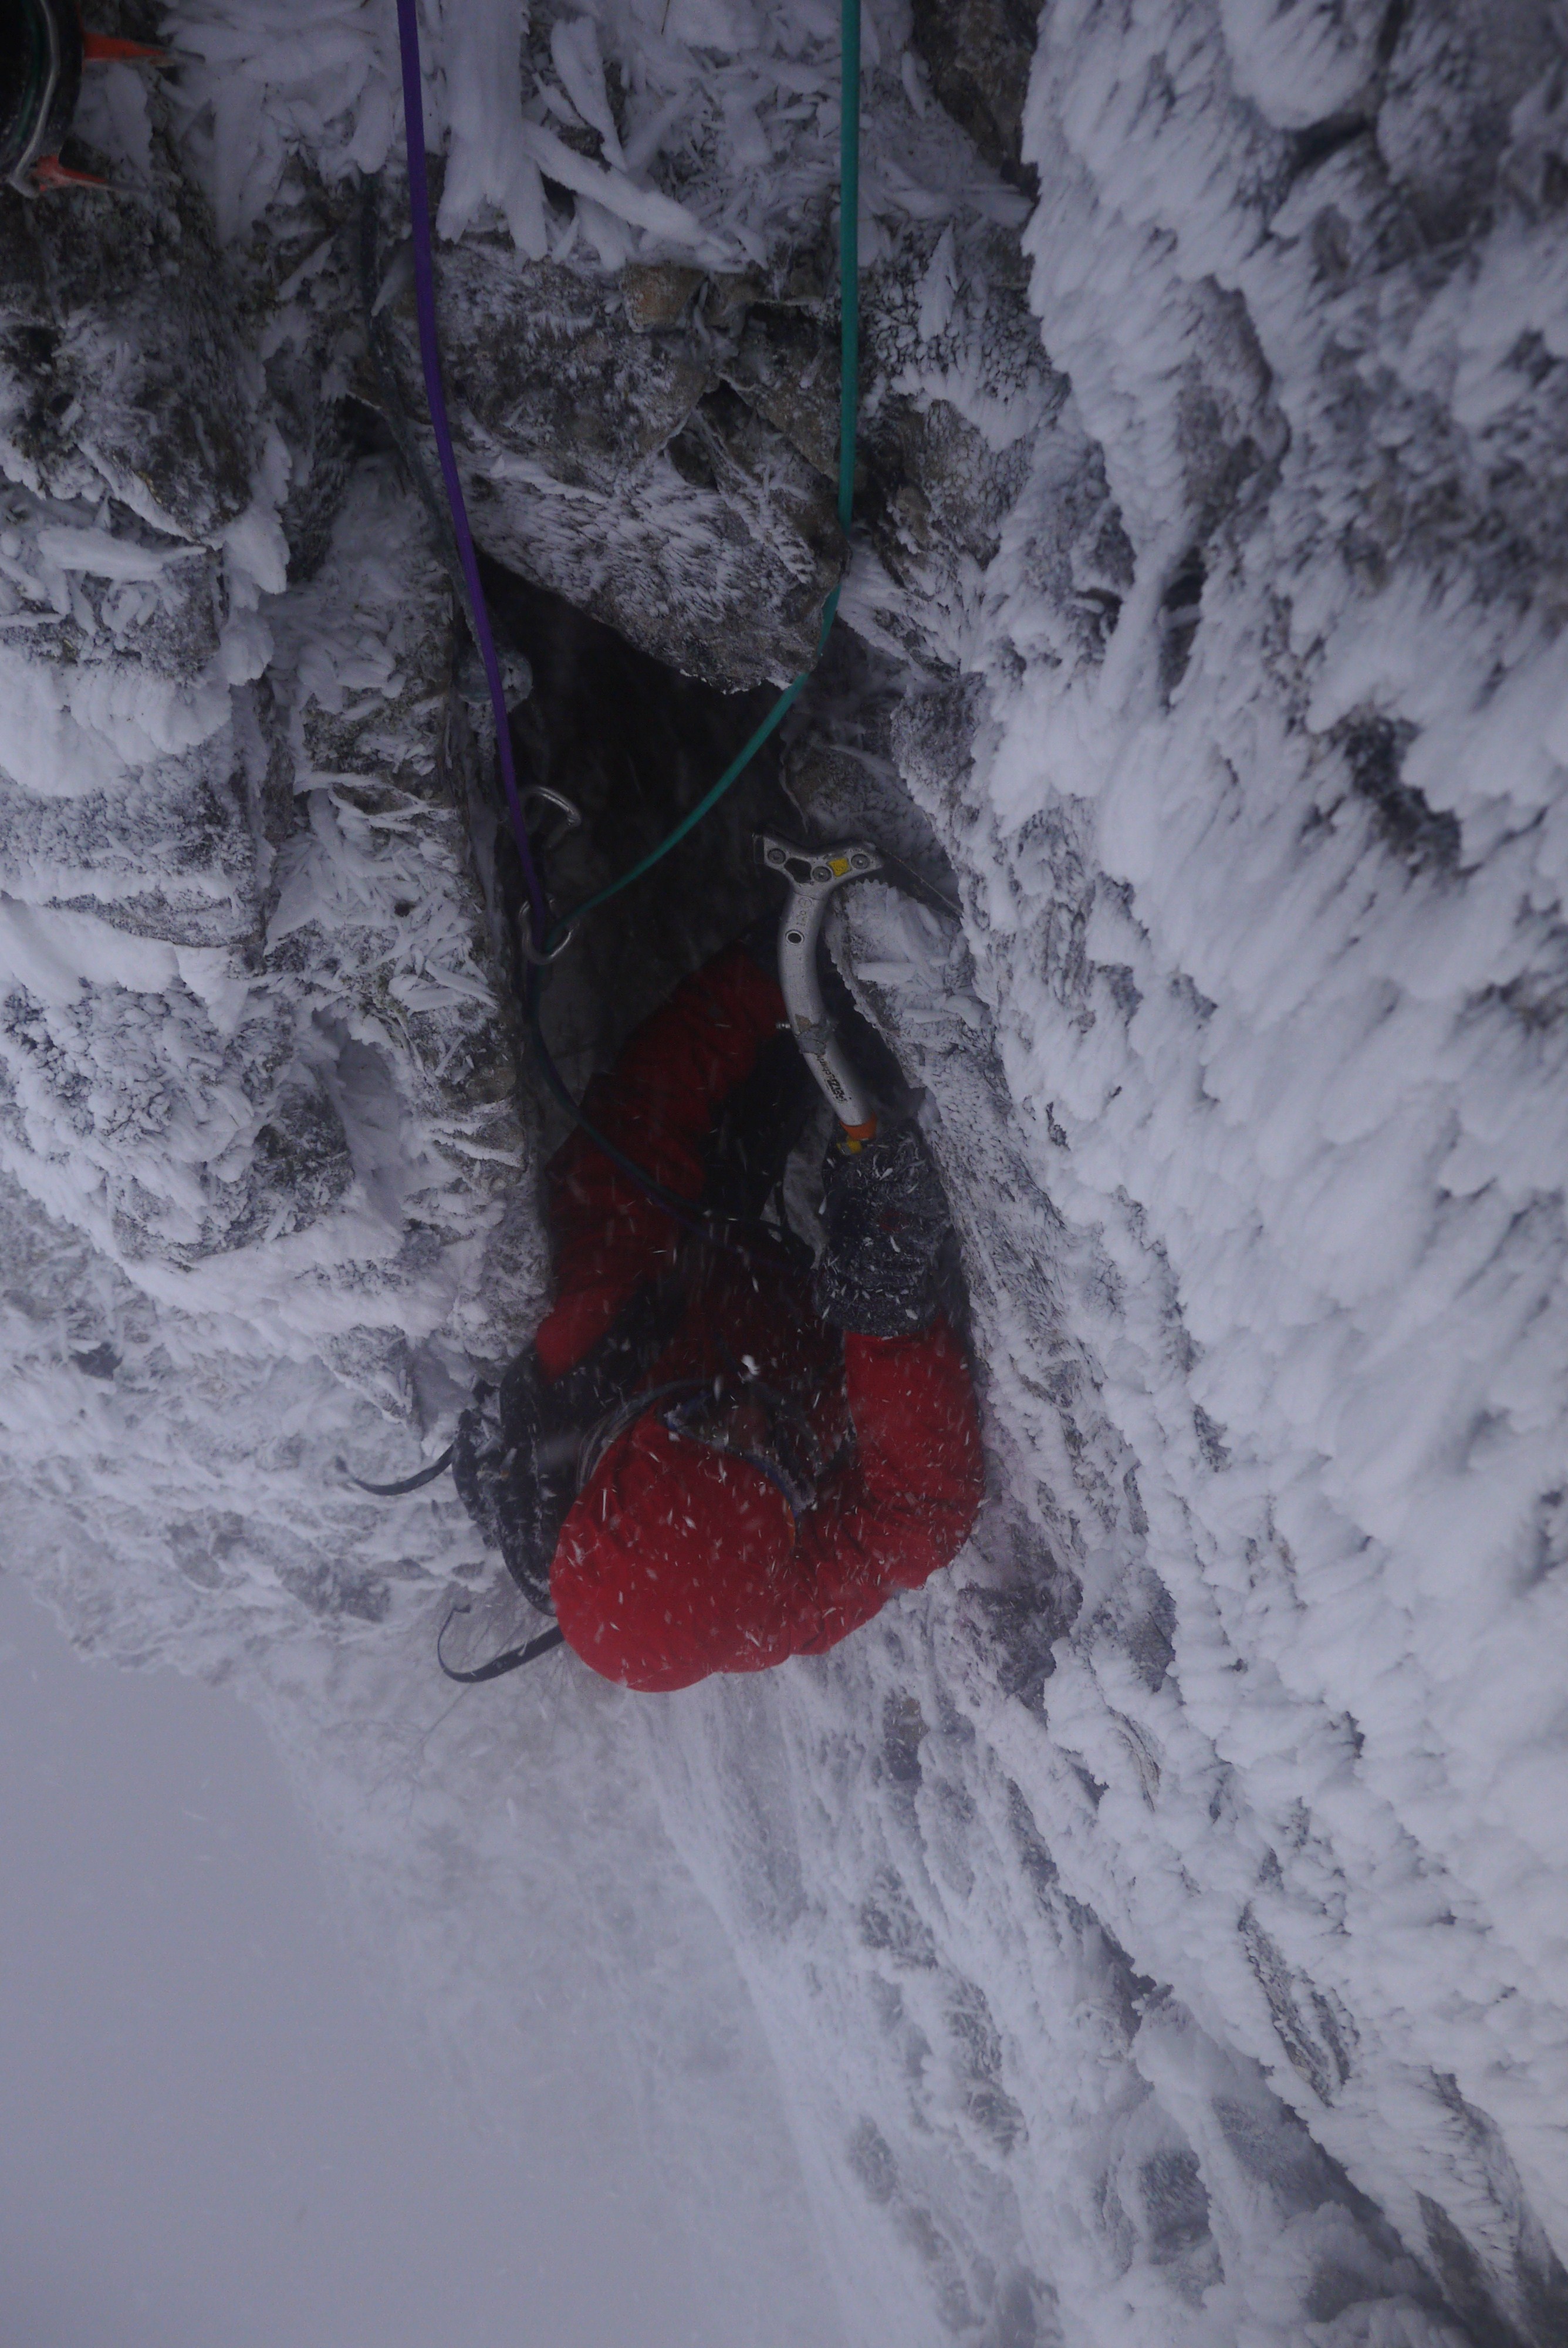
758,834,882,1142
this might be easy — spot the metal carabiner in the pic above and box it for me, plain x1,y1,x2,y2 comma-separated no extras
516,788,584,963
518,911,577,966
520,785,583,852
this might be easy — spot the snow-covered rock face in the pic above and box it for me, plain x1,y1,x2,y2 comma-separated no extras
2,4,1566,2345
361,60,1080,687
0,44,540,1674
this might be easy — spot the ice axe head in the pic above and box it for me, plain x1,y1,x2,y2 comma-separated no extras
757,832,884,1144
81,32,167,65
1,1,167,197
31,151,107,190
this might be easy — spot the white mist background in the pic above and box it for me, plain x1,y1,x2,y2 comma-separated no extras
0,1568,742,2348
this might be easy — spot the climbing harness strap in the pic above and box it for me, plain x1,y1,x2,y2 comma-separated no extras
574,1377,709,1496
660,1372,827,1526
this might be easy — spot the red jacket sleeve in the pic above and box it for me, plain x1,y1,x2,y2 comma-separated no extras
534,947,786,1381
783,1317,984,1655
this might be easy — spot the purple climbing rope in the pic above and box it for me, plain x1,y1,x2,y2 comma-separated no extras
393,0,548,946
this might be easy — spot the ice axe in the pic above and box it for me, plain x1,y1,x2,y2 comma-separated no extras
758,832,883,1148
1,1,167,197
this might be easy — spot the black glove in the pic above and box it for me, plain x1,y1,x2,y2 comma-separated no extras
813,1124,951,1337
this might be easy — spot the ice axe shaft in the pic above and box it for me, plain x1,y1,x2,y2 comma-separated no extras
758,834,883,1142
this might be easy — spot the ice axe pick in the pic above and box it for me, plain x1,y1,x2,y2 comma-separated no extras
758,833,883,1148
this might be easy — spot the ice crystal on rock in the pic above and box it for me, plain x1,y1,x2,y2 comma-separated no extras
0,2,1565,2343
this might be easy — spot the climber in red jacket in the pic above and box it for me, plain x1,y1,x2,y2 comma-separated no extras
452,943,984,1693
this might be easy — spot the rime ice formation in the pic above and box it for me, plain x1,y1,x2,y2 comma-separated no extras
1,4,1566,2344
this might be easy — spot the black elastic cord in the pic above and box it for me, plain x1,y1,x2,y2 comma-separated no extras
436,1604,566,1684
339,1443,455,1496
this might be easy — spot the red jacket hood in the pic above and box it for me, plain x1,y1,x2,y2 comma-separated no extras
553,1409,797,1693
